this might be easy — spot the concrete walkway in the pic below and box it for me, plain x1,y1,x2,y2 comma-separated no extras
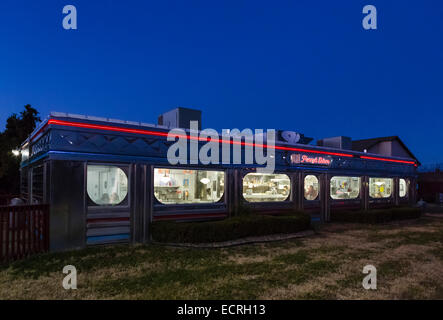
152,229,315,248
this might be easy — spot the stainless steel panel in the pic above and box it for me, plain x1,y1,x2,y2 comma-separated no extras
49,160,86,251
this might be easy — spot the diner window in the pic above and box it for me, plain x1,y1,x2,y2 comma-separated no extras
242,173,291,202
154,168,224,204
304,175,319,200
330,176,361,200
369,178,393,199
87,165,128,206
399,178,409,198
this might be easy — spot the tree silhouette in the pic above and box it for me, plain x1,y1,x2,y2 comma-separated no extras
0,105,41,195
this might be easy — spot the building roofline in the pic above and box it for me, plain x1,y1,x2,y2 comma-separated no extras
21,112,418,166
352,136,420,165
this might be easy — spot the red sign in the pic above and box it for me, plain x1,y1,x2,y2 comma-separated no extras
291,154,332,166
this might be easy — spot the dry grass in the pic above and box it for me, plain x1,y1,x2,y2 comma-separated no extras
1,216,443,300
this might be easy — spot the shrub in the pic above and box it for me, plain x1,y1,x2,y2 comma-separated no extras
235,202,253,216
151,211,311,243
331,207,421,224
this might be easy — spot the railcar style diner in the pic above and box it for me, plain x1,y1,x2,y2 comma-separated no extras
19,108,419,251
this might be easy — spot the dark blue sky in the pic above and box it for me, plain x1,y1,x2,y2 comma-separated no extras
0,0,442,165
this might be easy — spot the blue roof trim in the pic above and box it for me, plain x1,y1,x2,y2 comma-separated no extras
46,150,172,164
20,151,49,168
17,150,417,177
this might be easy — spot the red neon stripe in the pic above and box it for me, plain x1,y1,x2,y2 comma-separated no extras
48,119,171,137
47,119,355,158
30,123,49,142
360,155,415,165
44,119,416,165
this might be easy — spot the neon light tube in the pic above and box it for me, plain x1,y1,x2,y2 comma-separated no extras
38,119,416,165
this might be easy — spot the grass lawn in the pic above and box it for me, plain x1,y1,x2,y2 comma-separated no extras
1,215,443,299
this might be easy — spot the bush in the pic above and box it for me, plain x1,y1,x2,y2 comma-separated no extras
151,212,311,244
235,202,253,216
331,207,421,224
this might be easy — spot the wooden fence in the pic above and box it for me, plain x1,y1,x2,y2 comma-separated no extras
0,204,49,263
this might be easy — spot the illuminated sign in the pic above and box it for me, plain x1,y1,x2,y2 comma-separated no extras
290,154,332,166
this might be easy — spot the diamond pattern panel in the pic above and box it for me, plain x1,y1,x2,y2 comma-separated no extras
50,129,172,158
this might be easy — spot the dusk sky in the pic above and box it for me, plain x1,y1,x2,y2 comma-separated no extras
0,0,442,165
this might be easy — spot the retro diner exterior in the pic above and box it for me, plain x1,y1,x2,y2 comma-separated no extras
19,112,419,251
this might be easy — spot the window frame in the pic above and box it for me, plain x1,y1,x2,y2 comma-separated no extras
368,177,394,199
329,176,362,200
241,171,292,203
153,166,227,206
86,163,130,209
304,173,320,201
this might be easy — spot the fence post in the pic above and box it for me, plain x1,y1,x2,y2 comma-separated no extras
44,205,50,251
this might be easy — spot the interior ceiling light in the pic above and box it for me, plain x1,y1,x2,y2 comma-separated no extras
200,178,210,185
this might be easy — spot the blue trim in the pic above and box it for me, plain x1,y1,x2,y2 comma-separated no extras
87,233,130,244
20,152,49,168
20,149,416,179
48,150,171,164
44,150,287,169
311,217,321,222
24,151,415,177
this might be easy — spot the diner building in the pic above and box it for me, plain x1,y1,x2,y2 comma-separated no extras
19,108,419,251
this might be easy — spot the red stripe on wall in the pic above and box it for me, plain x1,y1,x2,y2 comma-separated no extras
360,155,415,165
33,118,417,166
45,119,355,158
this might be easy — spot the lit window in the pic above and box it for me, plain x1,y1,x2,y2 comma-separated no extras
369,178,393,199
304,175,319,200
243,173,291,202
87,165,128,206
154,169,224,204
330,176,361,200
399,179,408,198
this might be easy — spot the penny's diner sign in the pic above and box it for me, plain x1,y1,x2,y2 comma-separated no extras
290,153,332,166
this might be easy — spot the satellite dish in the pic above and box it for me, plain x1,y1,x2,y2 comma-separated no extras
281,131,301,144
